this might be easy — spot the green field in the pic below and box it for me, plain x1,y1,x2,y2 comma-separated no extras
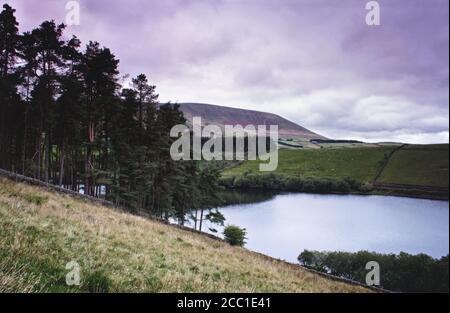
223,146,396,182
377,144,449,187
0,178,369,292
222,144,449,196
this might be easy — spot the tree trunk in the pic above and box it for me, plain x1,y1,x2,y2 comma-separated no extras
59,140,65,186
45,130,50,183
199,208,204,231
21,109,27,174
36,131,42,180
194,209,198,230
85,119,95,196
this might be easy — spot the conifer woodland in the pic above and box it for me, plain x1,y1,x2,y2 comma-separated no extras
0,4,220,226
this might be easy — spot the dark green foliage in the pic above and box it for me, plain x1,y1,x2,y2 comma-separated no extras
205,210,225,226
223,225,247,247
205,209,225,233
298,250,449,293
215,189,277,206
0,4,222,227
221,173,364,194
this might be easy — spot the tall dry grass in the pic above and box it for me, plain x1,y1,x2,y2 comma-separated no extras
0,177,370,293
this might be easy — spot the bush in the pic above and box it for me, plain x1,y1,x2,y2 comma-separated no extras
219,176,236,188
298,249,449,292
219,173,365,194
223,225,247,247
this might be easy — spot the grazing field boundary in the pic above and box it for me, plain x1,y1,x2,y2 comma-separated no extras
373,144,407,182
371,144,449,200
0,167,389,292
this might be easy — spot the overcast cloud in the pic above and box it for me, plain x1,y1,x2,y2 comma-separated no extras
8,0,449,143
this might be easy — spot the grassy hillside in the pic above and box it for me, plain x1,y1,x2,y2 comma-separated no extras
377,144,449,187
0,177,369,293
221,144,449,198
223,146,396,182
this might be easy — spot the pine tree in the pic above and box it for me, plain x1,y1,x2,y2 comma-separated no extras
0,4,20,171
0,4,223,228
26,21,67,181
55,35,83,187
80,41,119,196
132,74,158,129
0,4,18,78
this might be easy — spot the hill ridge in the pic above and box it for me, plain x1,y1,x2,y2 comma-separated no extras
177,102,327,140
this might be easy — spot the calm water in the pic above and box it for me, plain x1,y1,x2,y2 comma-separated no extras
199,193,449,263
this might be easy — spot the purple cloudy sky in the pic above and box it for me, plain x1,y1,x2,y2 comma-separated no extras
8,0,449,143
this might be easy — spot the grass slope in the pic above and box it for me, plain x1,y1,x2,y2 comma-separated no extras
0,178,369,293
377,144,449,187
223,146,396,182
223,144,449,189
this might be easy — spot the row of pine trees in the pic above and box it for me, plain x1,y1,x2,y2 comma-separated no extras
0,4,220,227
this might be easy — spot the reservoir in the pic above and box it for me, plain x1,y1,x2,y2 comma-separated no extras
199,192,449,263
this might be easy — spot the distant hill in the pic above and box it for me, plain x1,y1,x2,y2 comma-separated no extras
177,102,327,140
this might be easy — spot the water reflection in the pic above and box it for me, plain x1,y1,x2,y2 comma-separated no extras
200,191,449,263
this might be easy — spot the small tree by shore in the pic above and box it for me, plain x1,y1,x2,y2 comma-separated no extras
223,225,247,247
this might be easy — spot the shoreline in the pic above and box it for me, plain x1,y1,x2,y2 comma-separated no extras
220,185,450,201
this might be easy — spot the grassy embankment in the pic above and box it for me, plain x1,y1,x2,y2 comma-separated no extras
0,177,370,292
221,144,449,198
376,144,449,187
